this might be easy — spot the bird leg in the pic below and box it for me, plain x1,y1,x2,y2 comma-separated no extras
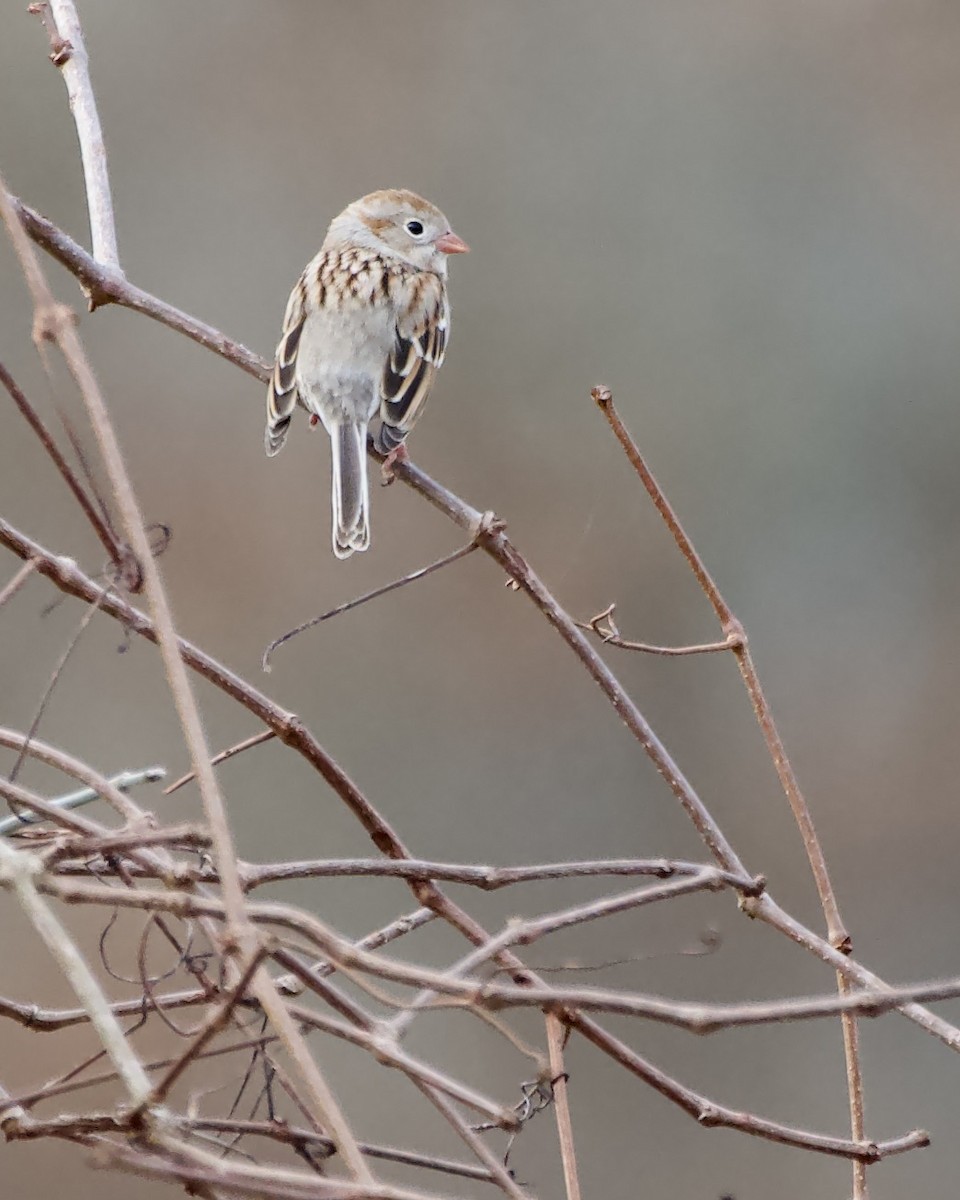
380,442,409,486
309,413,320,428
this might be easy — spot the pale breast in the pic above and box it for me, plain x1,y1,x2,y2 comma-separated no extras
294,305,395,424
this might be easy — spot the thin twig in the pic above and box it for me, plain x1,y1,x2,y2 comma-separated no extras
575,603,737,655
163,730,276,796
103,1137,453,1200
0,361,122,567
390,871,731,1038
406,1077,527,1200
8,581,110,783
591,384,867,1195
45,875,960,1030
75,853,759,893
262,541,478,671
182,1117,496,1183
571,1016,926,1164
0,907,434,1035
591,386,846,945
0,726,160,826
148,947,266,1105
0,558,39,609
0,766,165,837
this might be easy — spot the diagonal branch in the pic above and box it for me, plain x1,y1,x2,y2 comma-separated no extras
14,196,266,371
0,361,123,568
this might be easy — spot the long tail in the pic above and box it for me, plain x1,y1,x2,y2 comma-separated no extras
329,421,370,558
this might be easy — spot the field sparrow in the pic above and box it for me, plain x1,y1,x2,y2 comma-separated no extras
265,189,469,558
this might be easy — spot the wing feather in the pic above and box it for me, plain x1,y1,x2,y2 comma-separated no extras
377,274,448,452
265,279,307,456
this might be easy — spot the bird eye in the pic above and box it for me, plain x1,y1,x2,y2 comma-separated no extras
405,219,425,237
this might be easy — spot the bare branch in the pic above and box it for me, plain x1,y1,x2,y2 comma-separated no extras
576,602,737,655
67,853,759,893
8,583,109,783
14,196,266,372
181,1117,497,1184
31,1,120,272
0,766,165,837
546,1015,581,1200
592,384,867,1192
573,1014,927,1164
0,360,122,567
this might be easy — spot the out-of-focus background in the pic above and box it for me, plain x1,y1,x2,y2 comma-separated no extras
2,2,960,1196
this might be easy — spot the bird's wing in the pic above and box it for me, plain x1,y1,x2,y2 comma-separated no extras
377,272,448,452
265,275,308,456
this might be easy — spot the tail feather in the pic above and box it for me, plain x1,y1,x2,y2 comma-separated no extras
329,421,370,558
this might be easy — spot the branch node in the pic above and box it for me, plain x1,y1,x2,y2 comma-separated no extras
472,509,506,542
590,385,613,409
722,616,746,650
738,893,762,919
28,4,73,66
833,931,854,956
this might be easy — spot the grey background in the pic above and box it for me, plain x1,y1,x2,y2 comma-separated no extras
2,2,960,1197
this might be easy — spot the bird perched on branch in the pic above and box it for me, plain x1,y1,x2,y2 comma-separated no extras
265,189,469,558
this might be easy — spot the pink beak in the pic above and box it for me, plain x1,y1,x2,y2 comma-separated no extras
435,230,470,255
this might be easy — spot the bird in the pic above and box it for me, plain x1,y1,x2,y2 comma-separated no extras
265,189,469,558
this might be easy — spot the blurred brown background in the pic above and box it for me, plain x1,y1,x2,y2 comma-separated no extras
3,2,960,1197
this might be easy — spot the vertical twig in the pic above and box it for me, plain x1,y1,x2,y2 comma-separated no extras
35,0,121,274
592,385,869,1199
546,1014,581,1200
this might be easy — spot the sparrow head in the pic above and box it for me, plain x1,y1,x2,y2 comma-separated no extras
325,189,469,272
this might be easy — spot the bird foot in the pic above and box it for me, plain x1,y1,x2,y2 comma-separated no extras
308,413,320,428
380,443,409,486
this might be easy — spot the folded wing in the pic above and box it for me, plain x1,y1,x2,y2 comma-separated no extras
376,273,448,454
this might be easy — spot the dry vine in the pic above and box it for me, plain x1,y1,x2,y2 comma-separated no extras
0,5,955,1200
